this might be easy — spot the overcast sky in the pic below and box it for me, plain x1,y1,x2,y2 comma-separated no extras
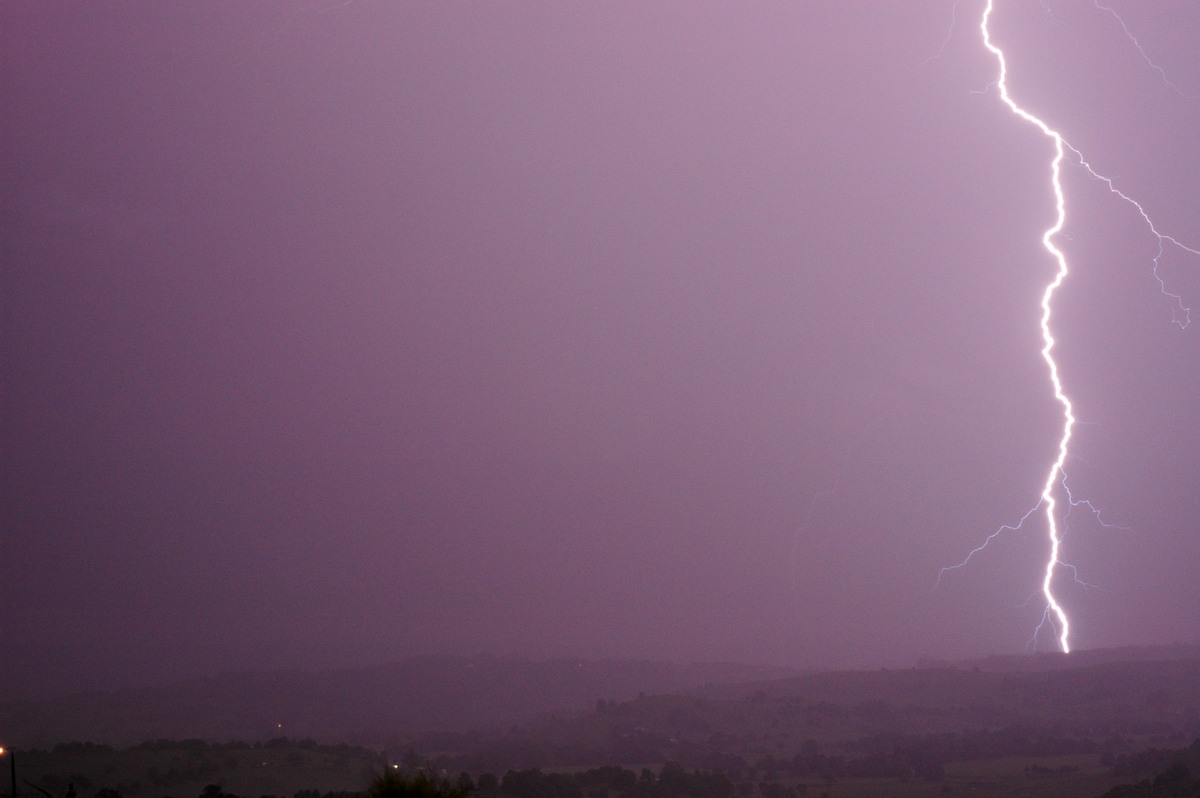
3,1,1199,700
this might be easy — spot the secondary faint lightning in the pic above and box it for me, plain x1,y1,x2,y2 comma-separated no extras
1067,146,1200,328
1093,1,1196,99
921,0,963,69
935,503,1041,585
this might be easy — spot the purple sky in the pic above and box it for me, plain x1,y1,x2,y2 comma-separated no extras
3,1,1199,700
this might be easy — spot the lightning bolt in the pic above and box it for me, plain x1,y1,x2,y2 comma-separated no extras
980,0,1075,652
936,1,1200,654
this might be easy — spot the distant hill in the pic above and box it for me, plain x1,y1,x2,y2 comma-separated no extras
923,643,1200,673
695,657,1200,732
9,649,1200,798
7,646,1198,752
0,657,795,747
405,655,1200,778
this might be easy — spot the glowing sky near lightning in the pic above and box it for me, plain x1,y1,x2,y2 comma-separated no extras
938,0,1200,654
3,1,1199,700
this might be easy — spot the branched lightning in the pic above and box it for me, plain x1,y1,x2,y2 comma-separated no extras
1056,560,1103,591
935,503,1041,585
1066,146,1200,328
1028,606,1059,651
1093,1,1196,100
1061,473,1132,535
935,0,1200,654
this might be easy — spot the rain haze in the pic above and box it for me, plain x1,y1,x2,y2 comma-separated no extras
3,1,1199,701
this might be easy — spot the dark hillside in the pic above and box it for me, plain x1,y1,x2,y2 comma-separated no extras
0,658,794,747
697,658,1200,736
400,657,1200,775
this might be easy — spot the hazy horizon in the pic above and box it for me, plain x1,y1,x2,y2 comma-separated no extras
12,641,1200,709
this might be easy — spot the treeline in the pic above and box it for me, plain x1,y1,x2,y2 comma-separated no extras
198,787,360,798
17,737,385,798
21,735,1200,798
1101,739,1200,797
423,723,1104,776
845,726,1099,761
9,785,364,798
26,766,756,798
487,764,739,798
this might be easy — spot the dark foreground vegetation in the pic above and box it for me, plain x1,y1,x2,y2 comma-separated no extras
5,651,1200,798
1100,739,1200,797
9,733,1200,798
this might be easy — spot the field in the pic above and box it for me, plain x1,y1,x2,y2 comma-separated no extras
14,742,384,798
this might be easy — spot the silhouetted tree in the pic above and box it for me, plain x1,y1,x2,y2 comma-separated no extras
476,774,498,797
367,770,469,798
